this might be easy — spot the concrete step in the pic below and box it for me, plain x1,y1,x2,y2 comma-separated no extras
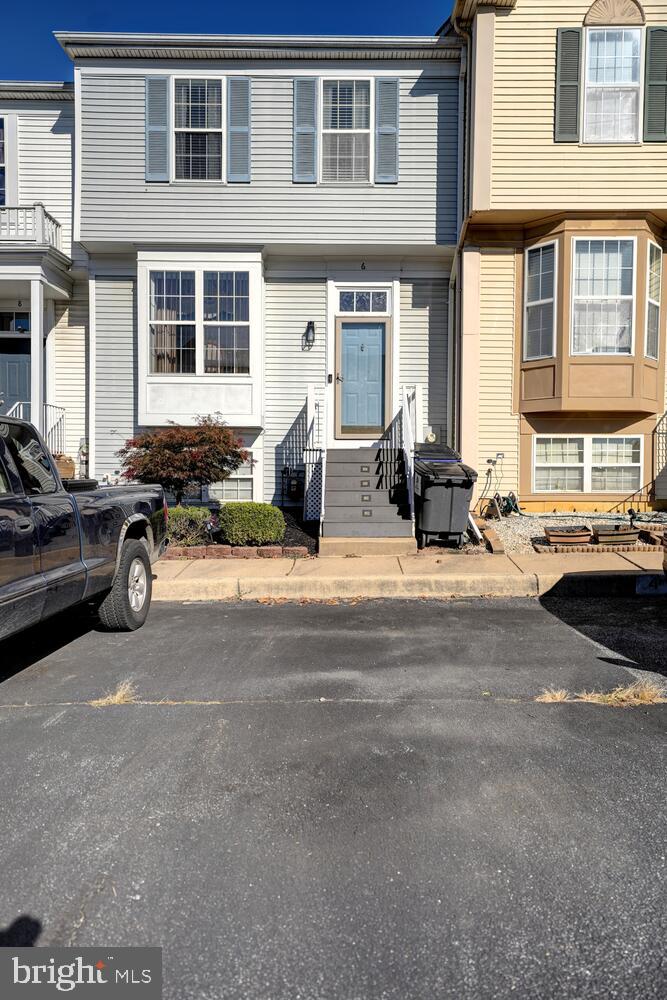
318,537,417,557
321,521,414,538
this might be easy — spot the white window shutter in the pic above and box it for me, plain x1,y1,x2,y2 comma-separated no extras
293,78,318,183
228,77,251,182
375,78,399,184
145,77,170,182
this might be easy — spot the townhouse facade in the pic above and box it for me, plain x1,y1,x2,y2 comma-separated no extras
453,0,667,511
1,5,666,539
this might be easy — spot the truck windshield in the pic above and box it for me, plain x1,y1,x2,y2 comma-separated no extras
0,422,57,496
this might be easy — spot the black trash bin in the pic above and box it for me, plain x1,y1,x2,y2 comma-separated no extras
413,444,478,549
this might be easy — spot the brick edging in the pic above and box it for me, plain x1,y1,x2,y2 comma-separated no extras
164,545,310,560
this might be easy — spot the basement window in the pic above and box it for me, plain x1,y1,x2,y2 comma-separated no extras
534,435,642,493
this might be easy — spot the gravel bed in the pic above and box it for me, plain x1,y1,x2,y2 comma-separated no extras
491,511,667,554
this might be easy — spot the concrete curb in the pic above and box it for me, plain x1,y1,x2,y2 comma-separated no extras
154,574,539,602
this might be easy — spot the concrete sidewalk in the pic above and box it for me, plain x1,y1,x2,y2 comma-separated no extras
153,549,666,602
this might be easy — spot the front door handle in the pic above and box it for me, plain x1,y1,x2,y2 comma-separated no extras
15,518,34,533
336,374,344,383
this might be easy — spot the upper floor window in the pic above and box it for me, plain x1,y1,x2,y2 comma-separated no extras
584,28,641,143
572,238,634,355
646,241,662,360
174,79,223,180
524,242,556,361
322,80,371,183
0,117,5,205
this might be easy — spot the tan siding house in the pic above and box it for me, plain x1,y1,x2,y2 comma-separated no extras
452,0,667,511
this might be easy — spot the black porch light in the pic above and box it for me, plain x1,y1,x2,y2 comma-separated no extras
304,321,316,348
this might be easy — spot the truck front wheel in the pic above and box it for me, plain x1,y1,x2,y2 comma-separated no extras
98,540,152,631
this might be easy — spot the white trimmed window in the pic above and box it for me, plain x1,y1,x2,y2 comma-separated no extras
572,238,635,355
149,271,196,373
584,28,642,143
209,453,254,502
0,118,5,205
174,79,223,180
339,289,390,314
322,80,371,183
524,242,556,360
646,241,662,360
534,435,642,493
203,271,250,374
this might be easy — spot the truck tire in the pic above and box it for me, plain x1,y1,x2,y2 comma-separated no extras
97,540,152,632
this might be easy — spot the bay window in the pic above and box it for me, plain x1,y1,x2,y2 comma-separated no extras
524,242,556,360
174,79,223,180
572,239,634,355
584,28,641,144
534,435,642,493
322,80,371,183
646,242,662,360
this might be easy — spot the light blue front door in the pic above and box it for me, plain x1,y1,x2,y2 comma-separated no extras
0,339,31,415
338,322,386,436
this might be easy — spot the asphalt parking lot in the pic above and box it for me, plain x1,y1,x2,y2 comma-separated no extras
0,596,665,999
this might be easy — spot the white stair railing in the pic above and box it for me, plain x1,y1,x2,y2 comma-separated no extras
303,384,327,523
401,385,416,525
4,401,66,455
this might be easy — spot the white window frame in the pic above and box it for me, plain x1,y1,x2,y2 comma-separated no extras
523,240,558,362
645,240,662,361
319,77,375,186
570,236,637,357
171,75,226,183
202,270,251,375
209,451,255,502
582,26,644,146
533,434,644,494
337,287,392,316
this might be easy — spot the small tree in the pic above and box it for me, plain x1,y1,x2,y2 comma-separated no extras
118,416,247,505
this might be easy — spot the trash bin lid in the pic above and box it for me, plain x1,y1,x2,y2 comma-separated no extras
414,443,461,463
415,459,478,483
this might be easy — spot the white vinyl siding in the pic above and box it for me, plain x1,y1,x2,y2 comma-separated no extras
54,279,88,468
571,238,635,356
646,241,662,360
17,107,74,256
78,73,458,247
399,278,449,445
584,28,642,144
524,241,556,361
534,435,642,493
94,273,138,481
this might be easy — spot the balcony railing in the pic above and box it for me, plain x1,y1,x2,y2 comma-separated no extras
0,204,62,251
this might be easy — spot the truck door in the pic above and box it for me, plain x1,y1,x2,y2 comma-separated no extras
0,442,43,640
0,420,85,618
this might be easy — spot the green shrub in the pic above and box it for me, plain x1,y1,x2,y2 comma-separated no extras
218,502,286,546
168,505,212,547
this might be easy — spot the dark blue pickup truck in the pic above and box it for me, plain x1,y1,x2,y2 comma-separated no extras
0,417,167,641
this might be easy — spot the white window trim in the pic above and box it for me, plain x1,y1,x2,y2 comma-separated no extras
337,286,392,316
570,235,637,357
523,240,558,362
581,26,645,146
170,75,226,184
645,240,662,361
136,251,263,426
532,434,644,494
318,77,375,186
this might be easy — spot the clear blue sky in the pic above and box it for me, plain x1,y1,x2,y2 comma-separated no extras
7,1,454,82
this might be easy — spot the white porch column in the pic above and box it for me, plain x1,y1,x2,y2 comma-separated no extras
30,278,44,432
